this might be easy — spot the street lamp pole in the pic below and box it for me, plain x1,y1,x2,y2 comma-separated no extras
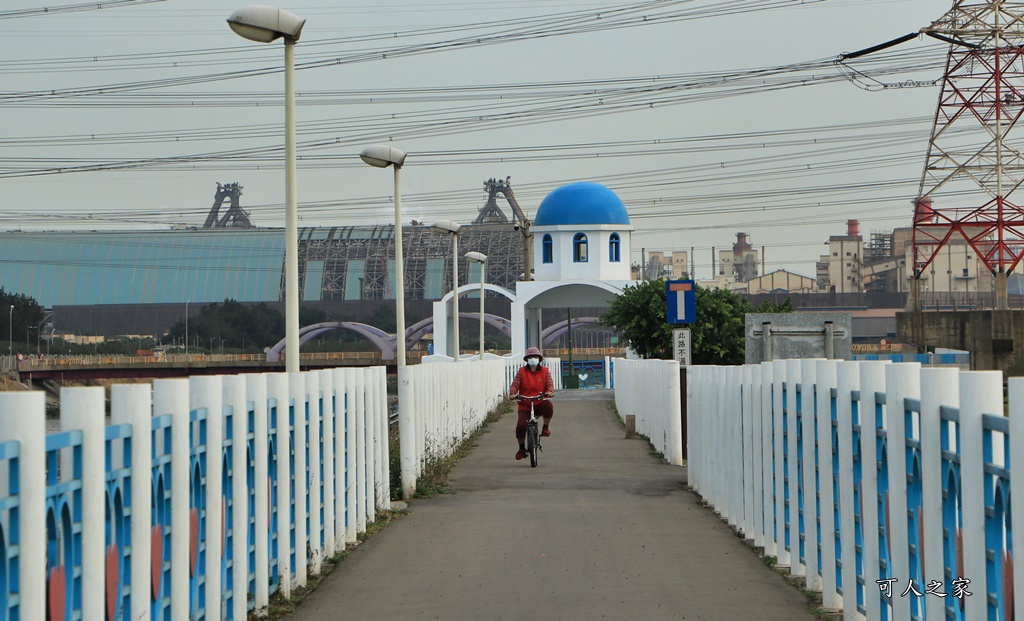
432,220,462,362
8,305,13,360
185,299,191,357
228,5,305,374
359,145,408,368
360,144,412,499
465,252,487,357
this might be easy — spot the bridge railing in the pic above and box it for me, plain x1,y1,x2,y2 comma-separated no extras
0,367,391,620
610,358,684,465
688,360,1021,621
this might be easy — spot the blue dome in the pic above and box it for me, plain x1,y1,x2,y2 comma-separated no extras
534,182,630,226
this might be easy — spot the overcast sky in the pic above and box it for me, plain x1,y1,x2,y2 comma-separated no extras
1,0,956,279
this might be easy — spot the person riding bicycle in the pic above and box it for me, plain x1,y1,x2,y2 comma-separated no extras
508,346,555,461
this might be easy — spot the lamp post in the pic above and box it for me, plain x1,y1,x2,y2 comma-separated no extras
228,5,306,373
8,305,12,360
432,220,462,361
184,299,191,357
465,252,487,357
360,146,413,499
360,145,408,367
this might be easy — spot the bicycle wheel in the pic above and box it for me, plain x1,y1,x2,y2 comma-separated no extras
527,424,539,468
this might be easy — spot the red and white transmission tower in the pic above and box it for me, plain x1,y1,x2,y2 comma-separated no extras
912,1,1024,309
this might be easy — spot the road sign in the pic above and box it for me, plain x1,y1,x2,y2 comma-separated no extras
673,328,691,366
666,280,696,325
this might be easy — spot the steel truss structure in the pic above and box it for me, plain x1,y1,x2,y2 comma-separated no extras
298,223,524,302
913,2,1024,282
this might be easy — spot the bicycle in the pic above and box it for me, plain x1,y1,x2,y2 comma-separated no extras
515,394,547,467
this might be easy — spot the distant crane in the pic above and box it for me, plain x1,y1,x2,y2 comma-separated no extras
475,177,534,280
203,182,254,229
840,1,1024,310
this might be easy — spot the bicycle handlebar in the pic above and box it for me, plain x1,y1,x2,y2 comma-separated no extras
512,394,551,401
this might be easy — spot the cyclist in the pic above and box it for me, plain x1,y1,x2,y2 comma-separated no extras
508,346,555,460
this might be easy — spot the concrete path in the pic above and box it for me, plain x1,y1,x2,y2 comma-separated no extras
288,389,817,620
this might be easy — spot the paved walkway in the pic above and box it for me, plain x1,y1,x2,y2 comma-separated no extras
289,390,816,620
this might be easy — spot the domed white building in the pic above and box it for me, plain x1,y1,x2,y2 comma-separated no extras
432,181,639,358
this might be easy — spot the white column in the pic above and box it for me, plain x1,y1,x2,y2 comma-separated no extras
960,371,1001,621
0,392,46,621
742,364,755,539
772,360,788,567
247,374,270,612
815,360,840,609
60,387,105,621
190,376,223,619
885,363,920,621
266,373,291,599
667,360,683,466
111,384,153,621
785,359,804,577
306,371,322,576
1011,378,1024,621
289,372,308,587
319,369,336,559
224,375,249,621
343,368,358,544
798,359,817,587
153,378,190,621
331,368,348,551
758,362,775,556
835,361,860,621
922,367,959,621
376,366,391,510
858,361,887,621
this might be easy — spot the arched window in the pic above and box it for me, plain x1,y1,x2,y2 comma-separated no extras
573,233,588,262
609,233,621,262
542,234,553,264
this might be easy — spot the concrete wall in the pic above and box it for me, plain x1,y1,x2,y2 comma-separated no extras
896,309,1021,371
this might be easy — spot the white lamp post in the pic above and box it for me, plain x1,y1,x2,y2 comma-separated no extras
8,305,13,360
465,252,487,358
184,299,191,357
432,220,463,362
360,145,413,498
228,5,306,373
359,145,408,367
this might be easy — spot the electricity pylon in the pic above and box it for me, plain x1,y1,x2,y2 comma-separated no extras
911,1,1024,310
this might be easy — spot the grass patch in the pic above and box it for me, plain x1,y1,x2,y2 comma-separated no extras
409,398,514,499
610,400,668,463
250,508,407,620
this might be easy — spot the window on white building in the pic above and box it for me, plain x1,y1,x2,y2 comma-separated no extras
609,233,621,262
542,234,553,264
573,233,588,262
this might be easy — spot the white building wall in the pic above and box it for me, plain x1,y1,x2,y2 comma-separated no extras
533,224,633,282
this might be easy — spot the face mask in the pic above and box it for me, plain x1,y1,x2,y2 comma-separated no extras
527,358,540,367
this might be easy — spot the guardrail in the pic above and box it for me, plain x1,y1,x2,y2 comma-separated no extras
0,367,391,620
688,360,1019,620
609,358,684,465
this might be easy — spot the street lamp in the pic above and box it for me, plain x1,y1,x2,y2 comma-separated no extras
432,220,462,362
228,5,306,373
184,299,191,357
360,144,408,368
465,252,487,357
8,305,12,360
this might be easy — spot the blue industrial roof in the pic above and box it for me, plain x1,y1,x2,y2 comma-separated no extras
534,182,630,226
0,229,285,306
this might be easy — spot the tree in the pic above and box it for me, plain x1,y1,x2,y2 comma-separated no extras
599,281,793,364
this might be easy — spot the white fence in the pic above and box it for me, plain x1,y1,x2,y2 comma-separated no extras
688,360,1021,621
610,358,684,465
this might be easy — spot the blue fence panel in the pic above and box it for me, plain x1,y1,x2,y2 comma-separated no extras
151,414,173,621
982,413,1012,621
0,440,22,619
105,423,133,621
903,398,926,621
45,430,84,621
875,392,892,621
939,405,964,621
222,405,236,619
188,407,209,620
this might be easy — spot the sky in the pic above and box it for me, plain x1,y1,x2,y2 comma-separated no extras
0,0,958,280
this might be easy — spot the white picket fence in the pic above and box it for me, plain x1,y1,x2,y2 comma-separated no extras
610,358,684,465
0,359,515,621
688,360,1021,621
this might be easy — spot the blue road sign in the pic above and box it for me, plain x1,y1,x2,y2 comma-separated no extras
666,280,696,325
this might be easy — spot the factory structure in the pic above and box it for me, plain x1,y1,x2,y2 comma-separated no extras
1,171,1020,344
